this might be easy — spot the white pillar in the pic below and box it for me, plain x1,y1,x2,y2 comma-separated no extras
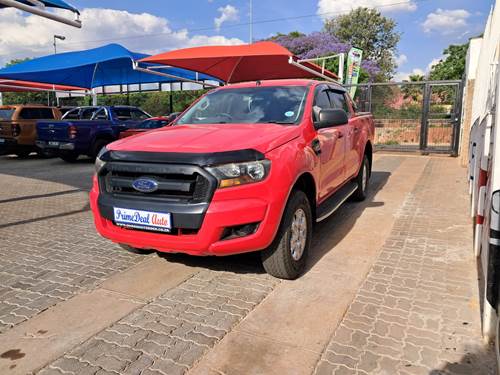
0,92,3,106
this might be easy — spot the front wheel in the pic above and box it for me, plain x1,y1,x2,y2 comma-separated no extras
351,155,370,201
261,190,312,280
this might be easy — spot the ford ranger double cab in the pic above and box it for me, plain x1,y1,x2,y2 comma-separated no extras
36,105,150,162
90,79,375,279
0,105,62,158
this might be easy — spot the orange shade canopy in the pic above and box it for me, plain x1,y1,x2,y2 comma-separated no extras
140,42,338,84
0,79,86,93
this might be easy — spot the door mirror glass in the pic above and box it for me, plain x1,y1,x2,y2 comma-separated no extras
315,109,348,129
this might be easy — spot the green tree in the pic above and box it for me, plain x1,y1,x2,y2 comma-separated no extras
323,7,401,79
429,43,468,81
402,74,424,101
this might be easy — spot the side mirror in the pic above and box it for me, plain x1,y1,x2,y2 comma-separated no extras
315,109,348,129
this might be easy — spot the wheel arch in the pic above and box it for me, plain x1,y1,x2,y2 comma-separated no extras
291,172,317,221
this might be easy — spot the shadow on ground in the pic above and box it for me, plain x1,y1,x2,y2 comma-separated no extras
151,168,393,276
0,154,94,190
429,343,497,374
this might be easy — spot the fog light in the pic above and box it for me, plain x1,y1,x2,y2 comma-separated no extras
220,223,259,241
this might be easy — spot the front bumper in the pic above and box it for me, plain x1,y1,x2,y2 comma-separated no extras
36,140,75,151
90,175,287,256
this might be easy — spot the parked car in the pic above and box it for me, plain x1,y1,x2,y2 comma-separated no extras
90,79,375,279
0,104,62,158
119,116,171,139
36,105,150,162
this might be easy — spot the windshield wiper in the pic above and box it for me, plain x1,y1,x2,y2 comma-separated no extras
265,120,295,124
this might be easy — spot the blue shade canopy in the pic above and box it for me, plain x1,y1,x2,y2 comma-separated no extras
0,44,217,89
0,0,79,14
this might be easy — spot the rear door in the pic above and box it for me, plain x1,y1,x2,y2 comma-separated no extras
314,84,348,201
329,90,360,178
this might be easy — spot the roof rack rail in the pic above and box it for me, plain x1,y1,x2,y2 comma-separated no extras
290,53,345,84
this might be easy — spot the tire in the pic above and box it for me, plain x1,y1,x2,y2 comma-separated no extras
15,149,31,158
59,151,79,163
90,139,108,160
37,148,55,158
496,311,500,375
118,243,154,255
351,155,370,201
261,190,312,280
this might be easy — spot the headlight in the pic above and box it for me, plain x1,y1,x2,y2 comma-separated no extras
95,146,108,173
206,160,271,188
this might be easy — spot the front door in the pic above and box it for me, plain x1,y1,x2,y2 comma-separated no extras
313,85,348,202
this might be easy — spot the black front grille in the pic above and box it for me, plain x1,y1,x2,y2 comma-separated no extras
99,162,215,203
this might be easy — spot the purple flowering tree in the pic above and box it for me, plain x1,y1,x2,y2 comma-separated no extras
270,32,381,82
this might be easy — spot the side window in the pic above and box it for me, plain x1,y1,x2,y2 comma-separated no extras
19,108,39,119
112,108,132,120
313,86,332,122
329,91,350,114
62,109,80,120
36,108,55,119
130,109,149,120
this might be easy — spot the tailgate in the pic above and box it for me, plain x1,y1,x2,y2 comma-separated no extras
0,121,14,138
37,121,70,141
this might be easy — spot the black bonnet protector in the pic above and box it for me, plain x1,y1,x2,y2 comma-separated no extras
101,148,265,166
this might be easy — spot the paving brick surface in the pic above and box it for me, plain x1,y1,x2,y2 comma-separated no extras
314,158,496,375
38,270,279,374
0,158,143,333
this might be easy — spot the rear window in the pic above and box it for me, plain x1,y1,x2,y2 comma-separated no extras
19,107,55,120
62,108,80,120
0,109,14,120
81,108,99,120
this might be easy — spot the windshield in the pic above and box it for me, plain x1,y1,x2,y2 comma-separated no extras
177,86,308,125
0,109,15,120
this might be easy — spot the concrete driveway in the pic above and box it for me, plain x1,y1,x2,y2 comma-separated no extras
0,153,495,374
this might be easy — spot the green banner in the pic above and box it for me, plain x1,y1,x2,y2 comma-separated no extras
345,47,363,98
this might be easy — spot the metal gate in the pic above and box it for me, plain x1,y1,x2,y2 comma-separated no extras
347,80,463,155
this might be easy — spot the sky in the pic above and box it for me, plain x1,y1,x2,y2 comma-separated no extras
0,0,495,80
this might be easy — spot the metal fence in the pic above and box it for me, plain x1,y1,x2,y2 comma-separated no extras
346,80,464,155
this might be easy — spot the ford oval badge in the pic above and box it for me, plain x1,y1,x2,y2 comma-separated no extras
132,178,159,193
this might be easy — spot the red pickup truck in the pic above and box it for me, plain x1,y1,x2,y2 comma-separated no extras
90,79,374,279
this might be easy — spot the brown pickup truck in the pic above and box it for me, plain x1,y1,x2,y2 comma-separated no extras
0,105,62,157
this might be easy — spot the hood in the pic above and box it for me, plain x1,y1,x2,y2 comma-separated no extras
109,123,301,154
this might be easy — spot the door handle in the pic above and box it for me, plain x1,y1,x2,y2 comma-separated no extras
311,139,321,155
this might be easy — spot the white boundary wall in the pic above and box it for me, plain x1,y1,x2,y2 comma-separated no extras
467,1,500,341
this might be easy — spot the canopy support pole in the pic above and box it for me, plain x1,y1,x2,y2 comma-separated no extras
133,61,218,88
0,0,82,28
0,83,87,95
0,92,3,106
91,89,97,105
